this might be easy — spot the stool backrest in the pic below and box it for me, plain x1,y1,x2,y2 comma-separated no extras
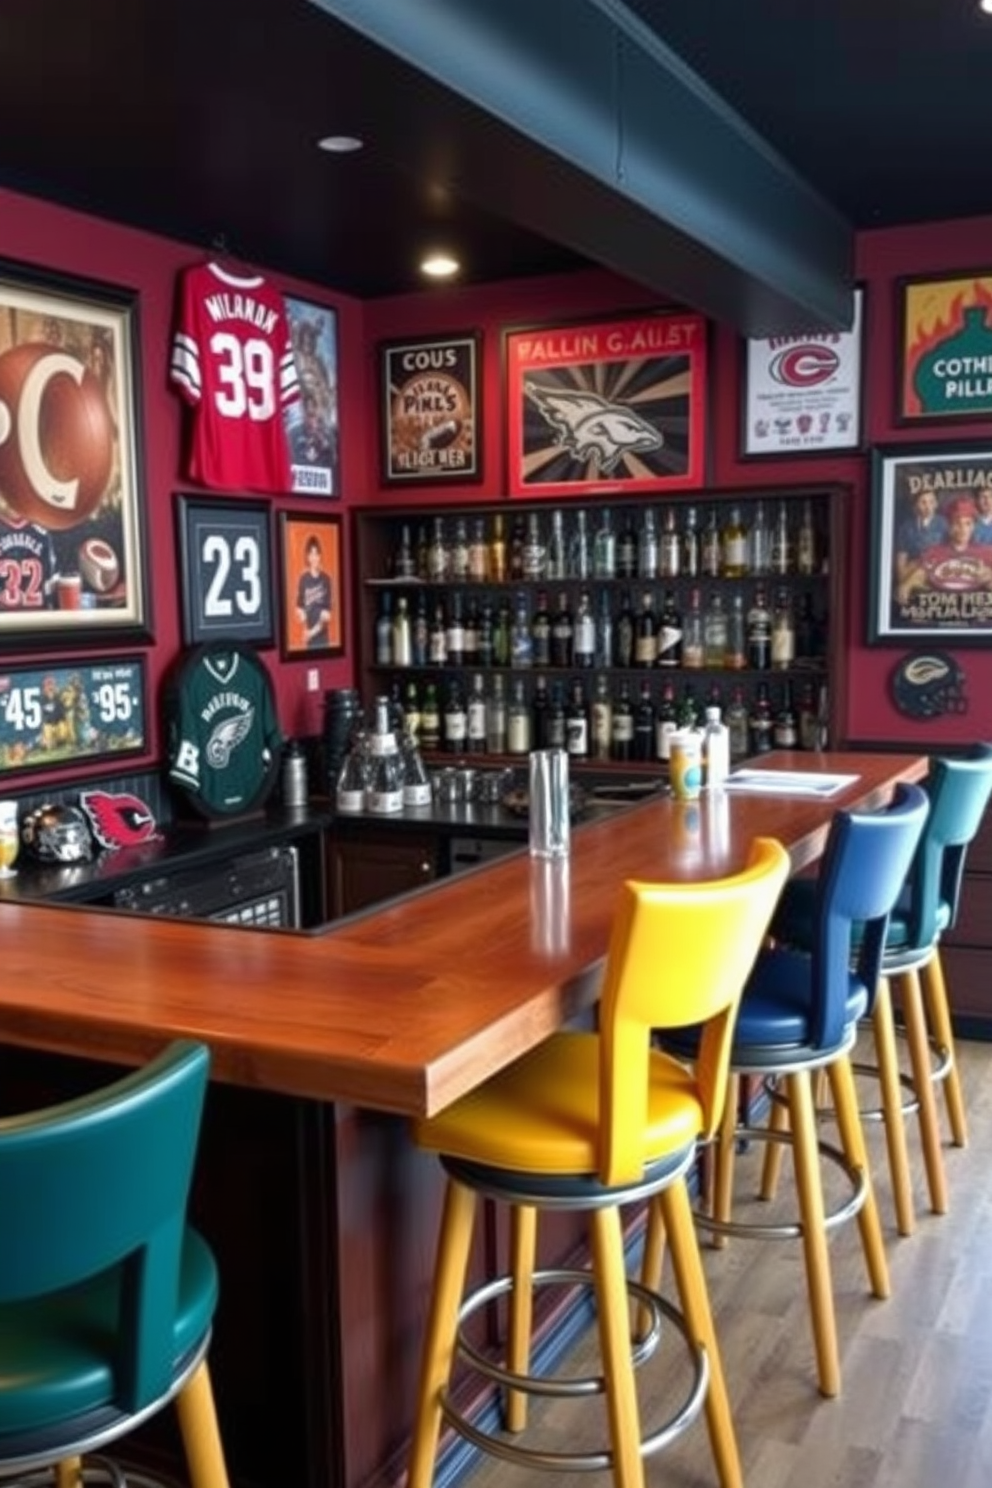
0,1039,210,1410
812,782,929,1049
904,743,992,949
598,837,790,1186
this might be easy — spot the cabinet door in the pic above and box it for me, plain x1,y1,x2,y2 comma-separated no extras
327,830,437,918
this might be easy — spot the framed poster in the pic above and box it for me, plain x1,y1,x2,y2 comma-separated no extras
278,510,344,659
867,443,992,644
283,294,339,497
379,331,481,484
175,494,274,646
0,258,150,646
504,311,707,498
741,286,865,456
897,270,992,424
0,655,146,776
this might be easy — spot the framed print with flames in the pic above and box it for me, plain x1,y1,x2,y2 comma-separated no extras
504,311,708,499
897,270,992,424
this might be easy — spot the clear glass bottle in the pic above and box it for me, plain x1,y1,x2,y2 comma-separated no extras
595,589,614,669
335,739,370,814
638,508,659,580
592,673,612,761
375,590,393,666
701,506,722,578
703,591,728,669
703,705,731,787
682,586,705,669
593,506,616,579
367,696,404,814
507,678,532,754
511,593,533,667
546,508,567,580
570,508,591,580
721,504,748,577
725,685,750,760
796,499,817,576
681,504,700,578
392,594,412,667
400,730,433,807
573,589,596,668
466,673,488,754
486,675,507,754
725,591,747,670
770,587,796,670
771,501,793,575
660,506,681,579
522,511,546,580
749,499,772,576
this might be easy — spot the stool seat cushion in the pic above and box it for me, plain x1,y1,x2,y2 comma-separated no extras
414,1031,702,1177
0,1228,217,1438
733,947,869,1054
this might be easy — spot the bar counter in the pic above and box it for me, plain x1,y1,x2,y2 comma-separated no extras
0,751,928,1488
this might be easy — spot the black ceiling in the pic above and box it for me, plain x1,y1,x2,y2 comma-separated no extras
1,0,989,318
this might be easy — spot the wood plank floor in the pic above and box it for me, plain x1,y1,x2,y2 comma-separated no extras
459,1035,992,1488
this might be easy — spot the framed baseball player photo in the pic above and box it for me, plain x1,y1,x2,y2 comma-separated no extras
176,494,275,647
277,510,344,659
0,258,150,647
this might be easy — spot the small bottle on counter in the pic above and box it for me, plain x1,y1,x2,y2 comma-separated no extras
703,706,730,788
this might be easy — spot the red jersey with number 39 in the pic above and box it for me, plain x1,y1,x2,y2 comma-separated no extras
170,261,299,494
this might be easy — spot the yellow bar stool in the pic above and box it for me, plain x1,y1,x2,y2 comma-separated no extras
0,1041,230,1488
407,838,790,1488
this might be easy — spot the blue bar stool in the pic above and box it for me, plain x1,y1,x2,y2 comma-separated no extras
0,1041,229,1488
650,783,929,1399
407,839,790,1488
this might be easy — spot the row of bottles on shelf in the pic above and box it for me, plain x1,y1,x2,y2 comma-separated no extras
387,673,828,764
388,498,824,586
375,583,826,672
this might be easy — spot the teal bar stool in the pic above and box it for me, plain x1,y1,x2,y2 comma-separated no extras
0,1040,229,1488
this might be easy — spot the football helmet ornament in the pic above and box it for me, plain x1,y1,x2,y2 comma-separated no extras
890,651,968,720
21,803,94,863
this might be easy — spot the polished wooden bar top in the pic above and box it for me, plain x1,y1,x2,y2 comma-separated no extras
0,752,925,1118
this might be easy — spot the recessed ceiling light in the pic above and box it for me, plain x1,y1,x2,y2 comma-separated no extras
317,134,364,153
420,253,461,280
981,0,992,14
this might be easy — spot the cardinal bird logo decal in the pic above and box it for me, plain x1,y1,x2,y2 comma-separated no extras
523,381,664,473
78,790,160,852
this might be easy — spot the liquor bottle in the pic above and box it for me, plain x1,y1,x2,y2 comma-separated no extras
796,592,818,659
749,499,771,576
490,513,508,583
522,511,546,580
593,506,616,579
493,599,512,668
420,683,441,751
427,516,448,581
449,518,470,580
550,590,574,669
511,592,533,667
531,673,551,748
466,673,488,753
443,680,467,754
703,705,731,788
446,592,465,666
721,504,748,577
394,523,416,579
618,511,638,579
660,506,681,579
635,590,658,667
546,508,567,580
677,681,700,730
796,499,817,576
725,591,747,669
615,589,636,669
633,679,656,761
399,729,433,808
476,601,495,669
701,506,722,578
770,587,796,670
655,679,678,761
746,584,771,670
508,514,527,581
573,589,596,668
565,679,590,759
748,682,774,754
468,517,489,581
546,680,567,750
657,589,683,669
392,594,412,667
531,588,552,668
681,504,700,578
611,679,634,761
638,507,659,579
463,597,479,666
703,591,728,669
570,509,591,580
486,675,507,754
375,590,393,666
682,586,705,669
725,685,750,759
366,696,405,815
412,592,429,666
772,681,798,750
771,501,792,575
415,523,430,582
595,590,614,669
402,680,421,742
798,681,819,751
591,673,613,761
506,678,532,755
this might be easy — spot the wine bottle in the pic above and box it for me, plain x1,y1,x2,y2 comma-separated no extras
611,679,634,761
633,679,656,761
592,673,613,761
565,679,590,759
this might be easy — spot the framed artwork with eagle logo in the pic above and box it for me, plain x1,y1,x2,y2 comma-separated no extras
503,310,708,498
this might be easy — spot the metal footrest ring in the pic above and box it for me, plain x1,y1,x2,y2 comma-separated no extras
1,1463,186,1488
439,1265,709,1470
695,1124,866,1242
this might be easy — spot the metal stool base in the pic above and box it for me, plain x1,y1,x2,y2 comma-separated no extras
440,1265,709,1472
695,1123,866,1241
1,1463,186,1488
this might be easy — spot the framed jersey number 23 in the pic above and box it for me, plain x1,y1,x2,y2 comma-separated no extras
175,494,274,647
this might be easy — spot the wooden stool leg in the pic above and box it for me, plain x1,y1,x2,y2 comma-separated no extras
175,1360,231,1488
505,1203,537,1432
55,1460,83,1488
872,975,916,1236
409,1179,478,1488
637,1196,666,1341
710,1073,740,1249
661,1178,742,1488
900,969,949,1214
923,950,968,1147
590,1206,646,1488
759,1078,790,1201
786,1070,840,1398
827,1055,890,1299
